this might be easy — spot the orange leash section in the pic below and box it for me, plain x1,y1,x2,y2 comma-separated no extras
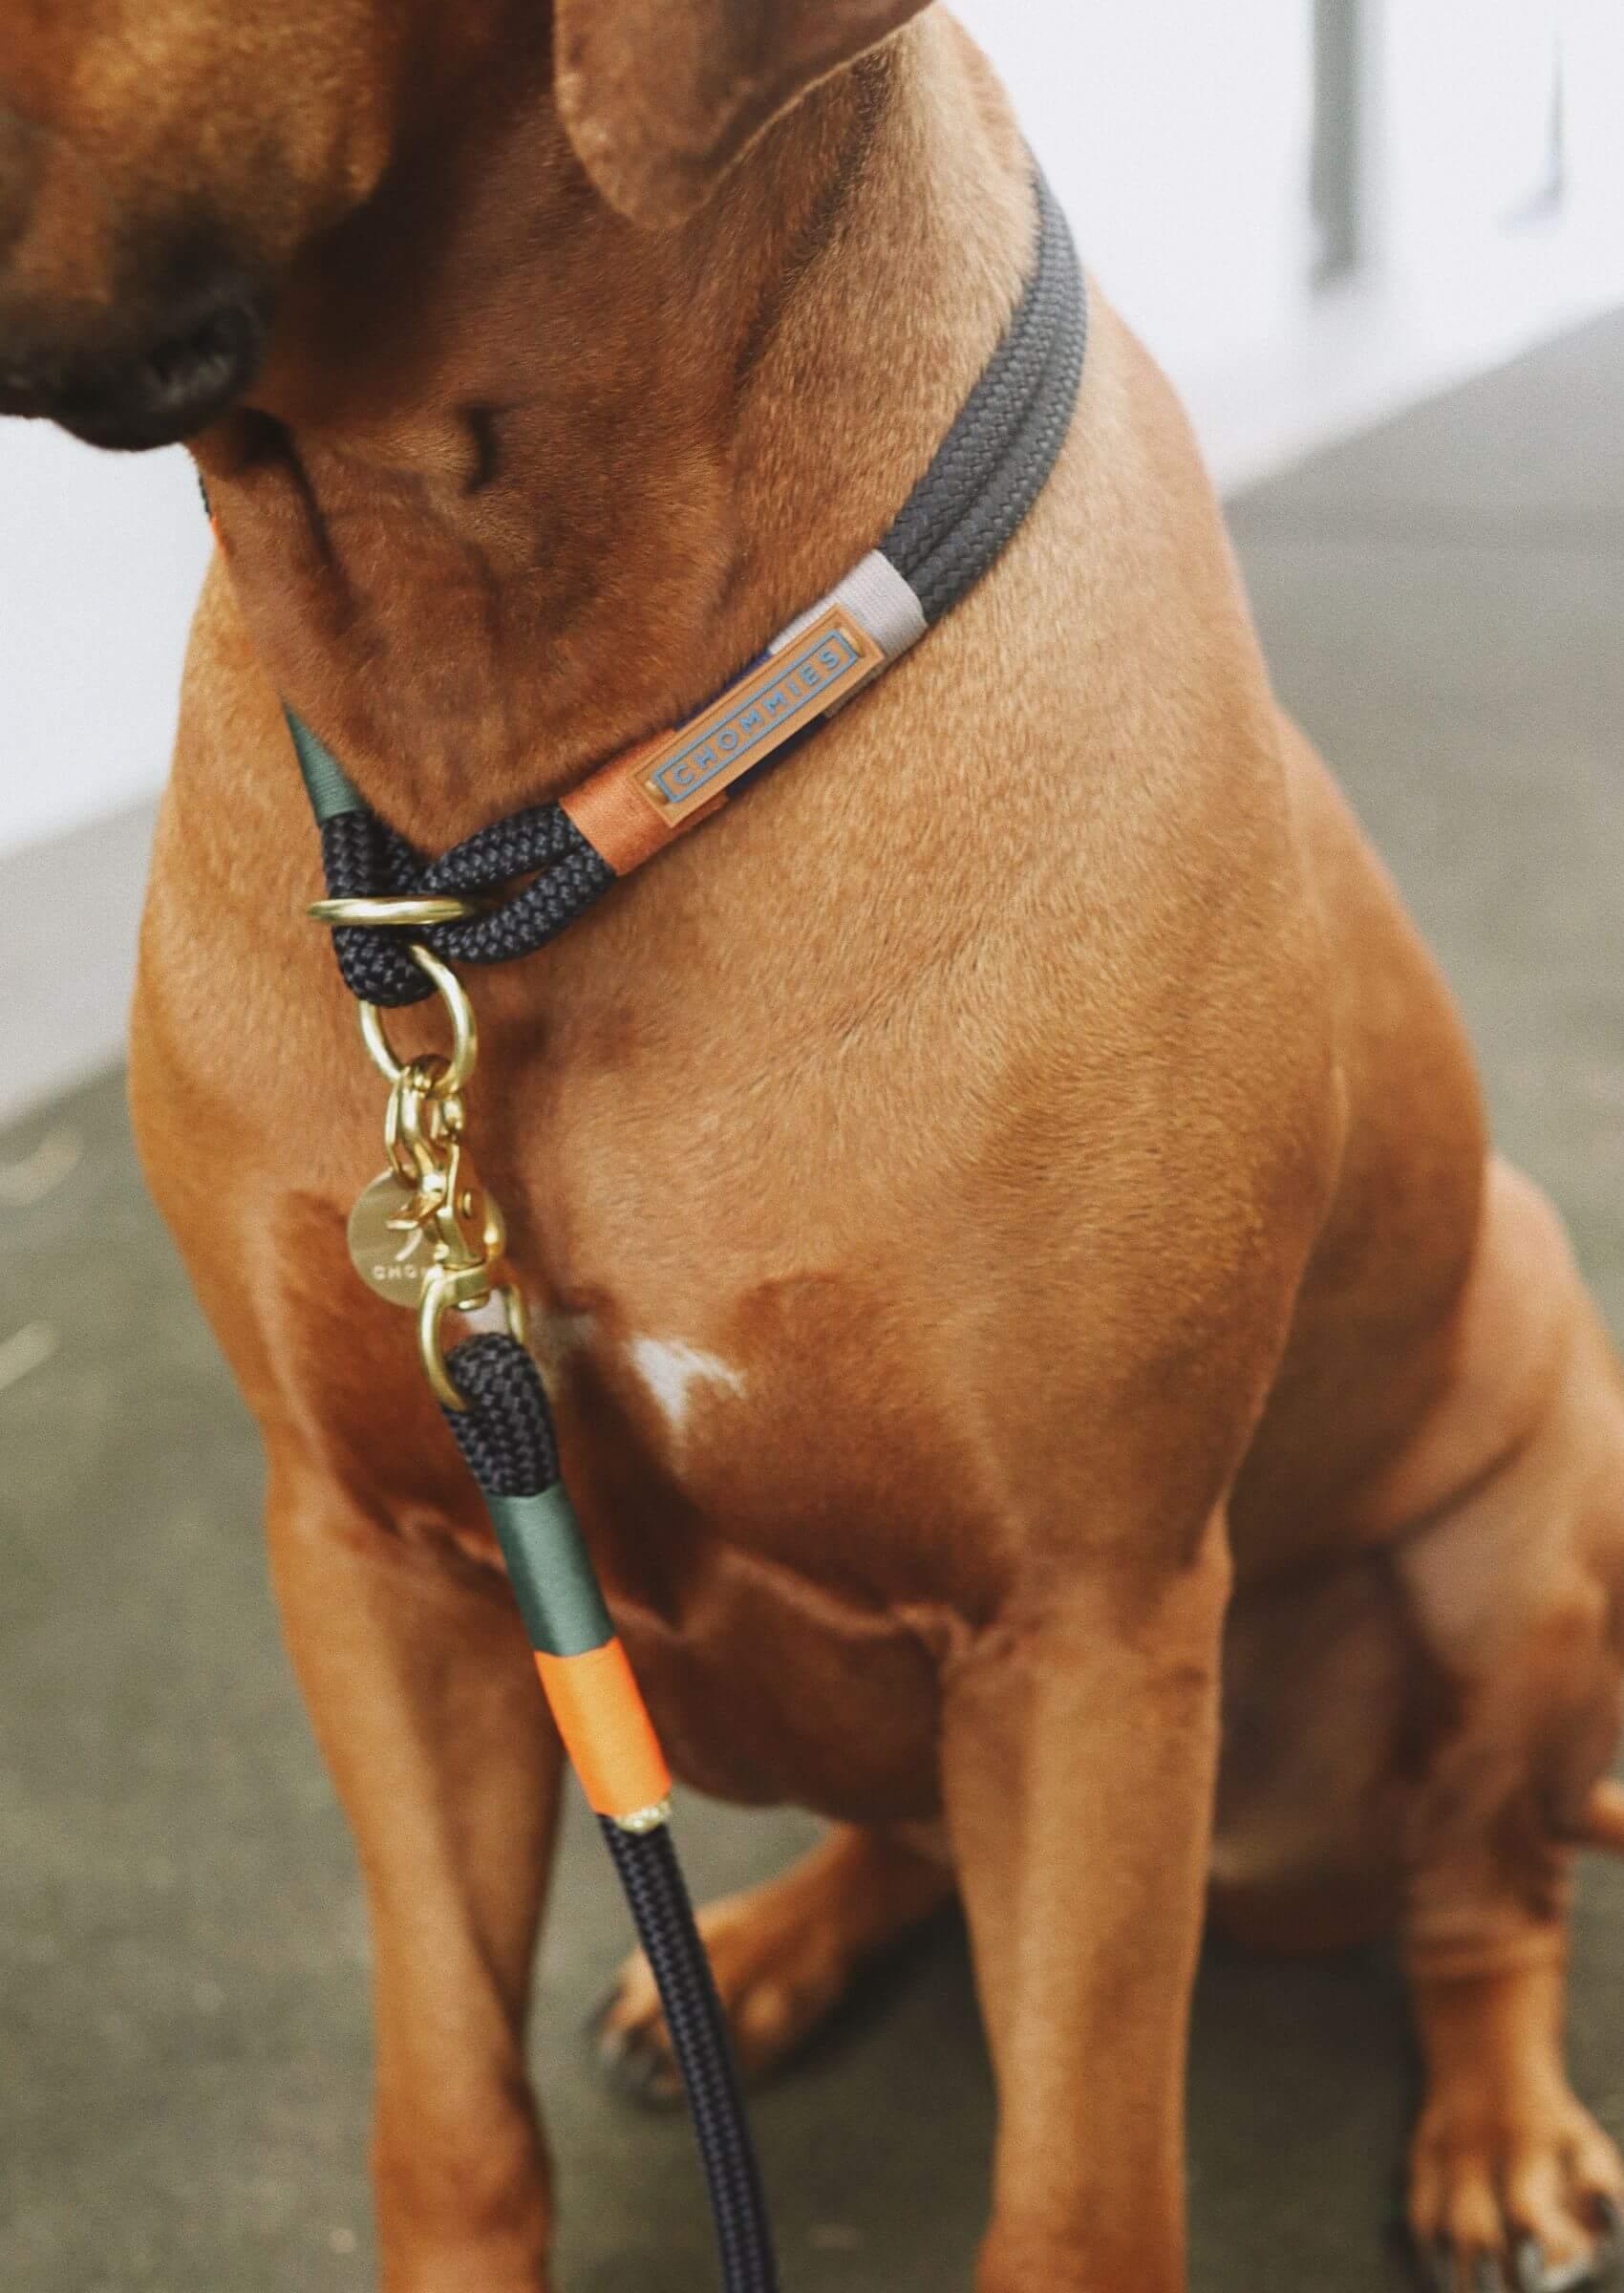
535,1640,673,1822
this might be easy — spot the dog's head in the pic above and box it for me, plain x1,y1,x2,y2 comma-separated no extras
0,0,931,451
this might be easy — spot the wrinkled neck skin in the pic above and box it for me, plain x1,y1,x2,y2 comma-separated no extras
194,17,1032,853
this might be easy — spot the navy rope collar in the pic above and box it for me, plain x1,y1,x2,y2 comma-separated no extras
278,168,1085,1009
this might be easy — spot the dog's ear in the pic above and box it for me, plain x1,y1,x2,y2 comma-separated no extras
554,0,934,228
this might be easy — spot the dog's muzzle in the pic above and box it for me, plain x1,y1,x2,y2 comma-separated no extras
0,268,274,451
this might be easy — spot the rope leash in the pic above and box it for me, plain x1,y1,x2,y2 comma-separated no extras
244,168,1088,2291
342,967,780,2288
442,1332,778,2290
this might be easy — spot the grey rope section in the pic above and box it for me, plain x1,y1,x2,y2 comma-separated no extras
879,166,1081,607
906,182,1085,623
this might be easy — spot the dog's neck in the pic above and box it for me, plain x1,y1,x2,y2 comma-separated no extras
195,20,1030,852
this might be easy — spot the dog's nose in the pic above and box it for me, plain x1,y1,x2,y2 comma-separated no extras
0,98,274,450
0,258,274,451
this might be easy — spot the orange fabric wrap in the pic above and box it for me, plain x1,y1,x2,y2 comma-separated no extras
560,738,726,875
534,1640,673,1818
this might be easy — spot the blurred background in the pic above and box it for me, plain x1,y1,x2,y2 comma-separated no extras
4,6,1623,2290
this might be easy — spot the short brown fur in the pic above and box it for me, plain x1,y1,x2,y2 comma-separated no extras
5,4,1624,2286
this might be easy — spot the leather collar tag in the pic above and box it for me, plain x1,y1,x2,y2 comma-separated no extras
634,605,885,827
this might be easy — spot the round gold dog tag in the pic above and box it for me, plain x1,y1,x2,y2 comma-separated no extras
347,1172,432,1309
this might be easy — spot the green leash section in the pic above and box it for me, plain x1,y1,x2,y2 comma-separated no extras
284,705,363,825
485,1487,616,1660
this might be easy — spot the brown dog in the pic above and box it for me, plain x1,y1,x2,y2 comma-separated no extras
5,4,1624,2287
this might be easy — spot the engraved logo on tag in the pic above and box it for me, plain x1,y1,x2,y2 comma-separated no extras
637,606,884,825
348,1172,431,1309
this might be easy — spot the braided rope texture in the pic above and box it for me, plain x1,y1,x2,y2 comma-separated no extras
440,1335,780,2291
320,804,615,1008
439,1335,562,1496
602,1819,781,2293
902,174,1088,624
881,169,1079,587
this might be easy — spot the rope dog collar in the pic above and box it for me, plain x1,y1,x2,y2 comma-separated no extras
290,168,1086,1006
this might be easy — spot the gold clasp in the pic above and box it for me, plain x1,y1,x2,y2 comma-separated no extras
419,1269,530,1413
345,942,524,1411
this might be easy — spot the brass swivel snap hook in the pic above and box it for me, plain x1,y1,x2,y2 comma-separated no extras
344,944,526,1410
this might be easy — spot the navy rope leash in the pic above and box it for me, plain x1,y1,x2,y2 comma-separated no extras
598,1818,778,2293
443,1335,779,2292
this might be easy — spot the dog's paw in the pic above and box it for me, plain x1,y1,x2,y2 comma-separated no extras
1410,2086,1624,2291
591,1885,855,2110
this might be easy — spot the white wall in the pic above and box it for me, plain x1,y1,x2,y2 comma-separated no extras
980,0,1624,489
957,0,1318,400
2,434,207,856
3,1,1623,885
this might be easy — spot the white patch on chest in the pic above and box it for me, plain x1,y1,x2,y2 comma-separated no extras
626,1337,748,1441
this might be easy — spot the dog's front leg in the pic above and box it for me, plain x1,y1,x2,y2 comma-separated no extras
266,1457,565,2293
943,1512,1229,2293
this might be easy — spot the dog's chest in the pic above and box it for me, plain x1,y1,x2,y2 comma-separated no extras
519,1274,994,1819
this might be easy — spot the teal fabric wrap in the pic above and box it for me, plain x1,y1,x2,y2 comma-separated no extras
485,1487,615,1659
285,706,364,825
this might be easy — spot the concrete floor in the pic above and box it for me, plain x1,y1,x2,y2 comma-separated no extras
4,311,1624,2291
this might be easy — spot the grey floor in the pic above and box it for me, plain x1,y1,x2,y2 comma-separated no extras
4,311,1624,2292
